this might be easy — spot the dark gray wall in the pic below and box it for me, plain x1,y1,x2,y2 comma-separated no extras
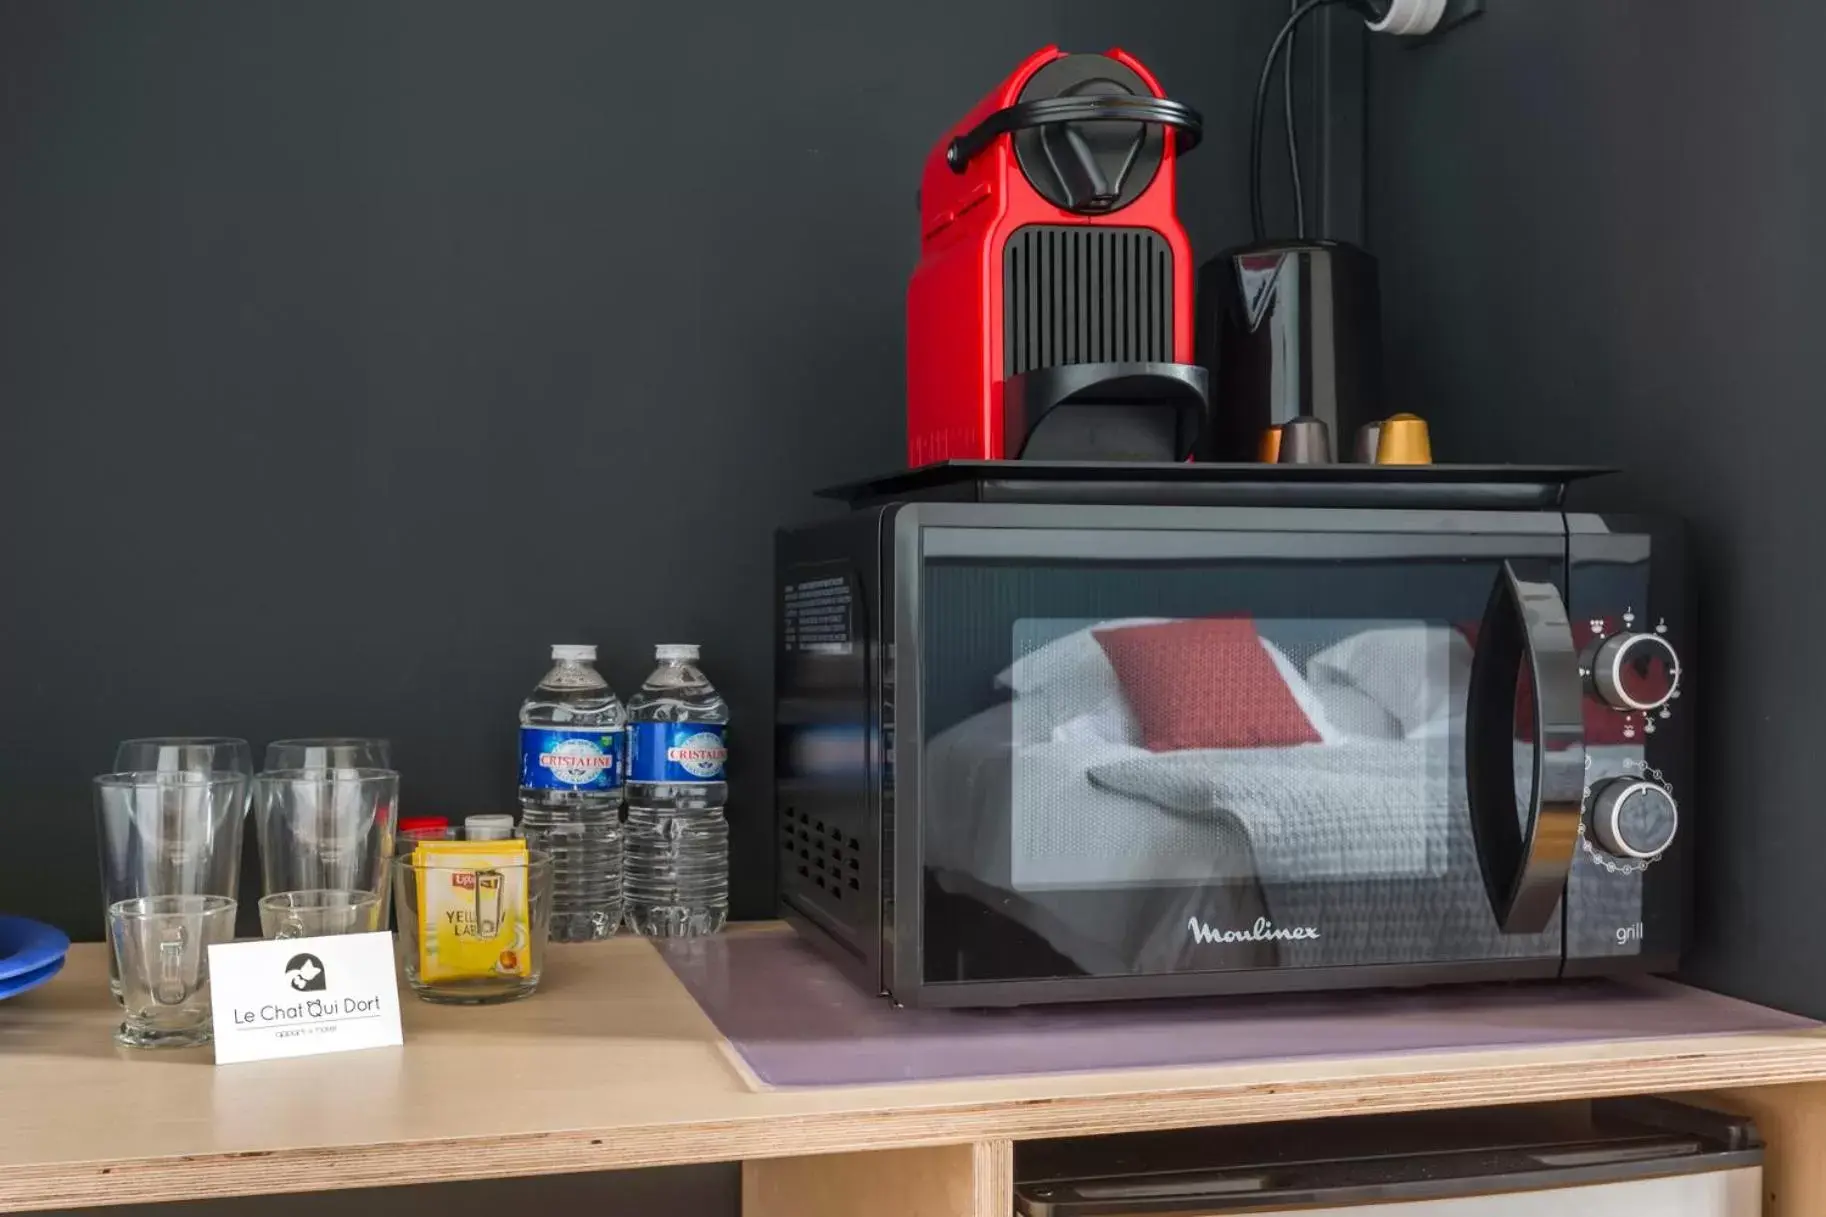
1370,1,1826,1012
0,2,1298,938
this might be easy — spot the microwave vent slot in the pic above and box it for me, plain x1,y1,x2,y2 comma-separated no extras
780,806,860,901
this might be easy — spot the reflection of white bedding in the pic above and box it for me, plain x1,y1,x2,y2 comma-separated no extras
1013,740,1263,890
924,705,1254,892
925,702,1263,976
1309,626,1471,738
1088,742,1449,883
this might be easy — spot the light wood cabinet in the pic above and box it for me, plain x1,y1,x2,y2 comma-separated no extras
4,938,1824,1215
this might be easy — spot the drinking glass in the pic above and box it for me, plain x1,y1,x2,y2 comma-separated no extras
263,738,392,773
393,850,553,1004
114,737,253,779
109,894,236,1048
253,768,399,906
258,889,383,939
399,818,457,850
95,770,251,1001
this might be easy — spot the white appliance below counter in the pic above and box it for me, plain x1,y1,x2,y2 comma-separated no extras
1013,1099,1759,1216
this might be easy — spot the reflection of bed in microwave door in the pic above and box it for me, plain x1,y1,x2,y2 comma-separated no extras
921,616,1647,977
925,704,1274,976
924,739,1572,975
975,615,1462,893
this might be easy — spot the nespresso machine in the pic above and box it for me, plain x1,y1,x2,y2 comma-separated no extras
906,47,1211,466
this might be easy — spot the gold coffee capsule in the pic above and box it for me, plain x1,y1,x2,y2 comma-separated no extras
1376,413,1434,465
1258,424,1284,464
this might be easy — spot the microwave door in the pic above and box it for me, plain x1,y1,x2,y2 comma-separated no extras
1465,562,1586,935
903,506,1571,999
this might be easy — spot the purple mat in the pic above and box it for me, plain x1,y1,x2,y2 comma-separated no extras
658,930,1819,1088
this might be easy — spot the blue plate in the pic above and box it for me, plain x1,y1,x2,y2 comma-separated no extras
0,916,71,1001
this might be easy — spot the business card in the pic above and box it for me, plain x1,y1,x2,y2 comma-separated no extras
208,931,403,1064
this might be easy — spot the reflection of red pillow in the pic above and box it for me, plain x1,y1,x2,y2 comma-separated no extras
1093,617,1323,752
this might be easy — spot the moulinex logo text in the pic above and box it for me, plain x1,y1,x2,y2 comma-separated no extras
1187,916,1321,945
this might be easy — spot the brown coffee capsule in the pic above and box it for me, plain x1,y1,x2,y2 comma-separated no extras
1276,416,1334,465
1376,413,1434,465
1258,424,1284,464
1353,420,1384,464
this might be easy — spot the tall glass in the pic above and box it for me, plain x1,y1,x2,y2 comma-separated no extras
95,770,251,1000
253,768,399,918
263,738,392,773
115,734,253,771
115,737,253,779
105,739,252,1000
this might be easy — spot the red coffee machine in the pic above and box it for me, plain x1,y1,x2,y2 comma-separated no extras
907,48,1209,466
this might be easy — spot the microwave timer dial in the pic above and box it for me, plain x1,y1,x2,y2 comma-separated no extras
1590,777,1679,860
1592,631,1681,712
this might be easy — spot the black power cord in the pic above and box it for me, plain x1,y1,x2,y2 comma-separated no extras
1251,0,1390,243
1284,0,1305,238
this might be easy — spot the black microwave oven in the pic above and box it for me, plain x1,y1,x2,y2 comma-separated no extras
774,468,1689,1008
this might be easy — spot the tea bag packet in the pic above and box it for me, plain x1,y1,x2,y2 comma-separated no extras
414,839,532,983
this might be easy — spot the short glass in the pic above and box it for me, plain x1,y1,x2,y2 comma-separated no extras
109,894,236,1048
263,738,392,773
393,850,552,1005
258,889,383,939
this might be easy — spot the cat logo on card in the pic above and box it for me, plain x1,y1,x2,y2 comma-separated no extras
284,953,328,992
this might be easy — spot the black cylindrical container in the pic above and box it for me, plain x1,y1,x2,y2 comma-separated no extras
1197,240,1384,462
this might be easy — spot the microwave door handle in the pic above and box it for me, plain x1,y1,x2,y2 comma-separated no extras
1466,561,1586,935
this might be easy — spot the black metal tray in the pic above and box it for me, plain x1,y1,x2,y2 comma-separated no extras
821,461,1613,511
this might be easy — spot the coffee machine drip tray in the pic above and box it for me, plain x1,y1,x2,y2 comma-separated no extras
822,461,1612,512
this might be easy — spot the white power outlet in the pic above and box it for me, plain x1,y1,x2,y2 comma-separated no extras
1370,0,1447,35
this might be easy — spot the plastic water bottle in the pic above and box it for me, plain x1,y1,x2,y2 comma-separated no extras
517,644,625,943
624,644,729,937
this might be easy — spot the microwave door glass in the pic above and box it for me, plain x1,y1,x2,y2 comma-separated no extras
917,556,1590,986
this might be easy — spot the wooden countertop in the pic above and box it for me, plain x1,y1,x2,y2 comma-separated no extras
6,935,1826,1212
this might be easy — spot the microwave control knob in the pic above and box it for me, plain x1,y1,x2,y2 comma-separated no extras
1591,778,1679,860
1592,632,1681,712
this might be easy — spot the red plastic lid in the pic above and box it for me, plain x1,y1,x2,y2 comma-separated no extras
398,816,450,832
